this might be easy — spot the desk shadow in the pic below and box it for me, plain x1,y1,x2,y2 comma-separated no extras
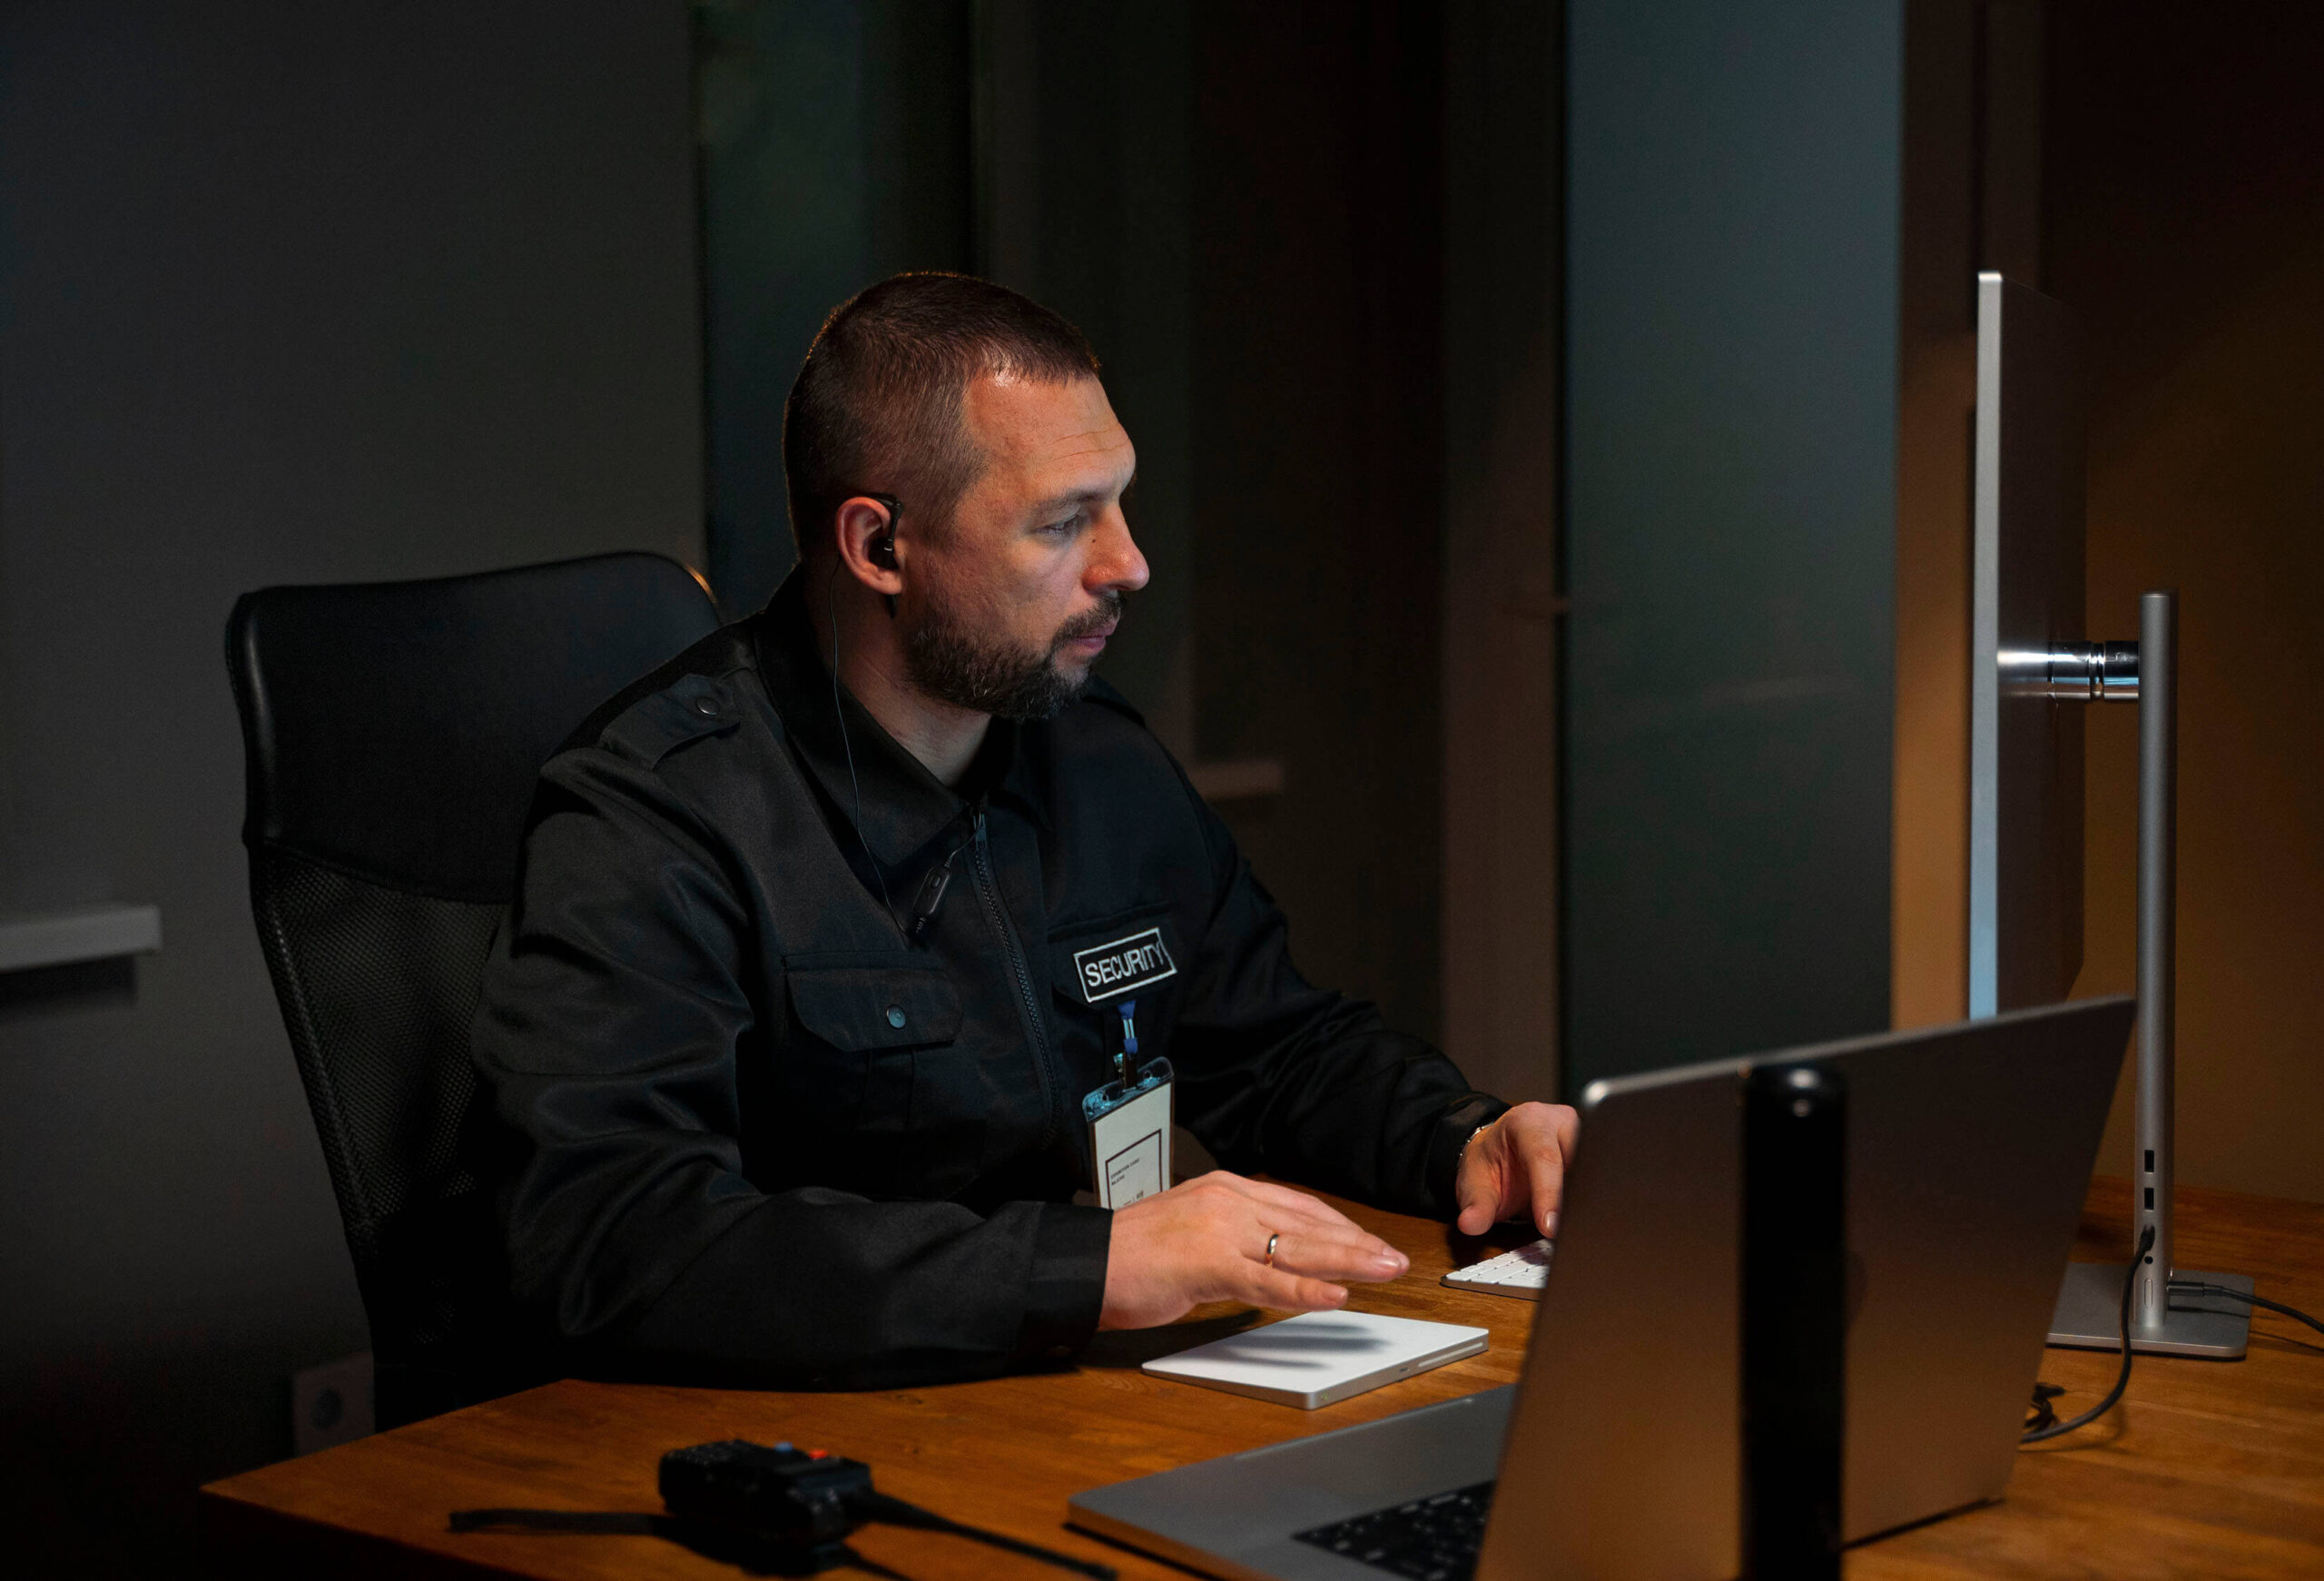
1081,1309,1265,1369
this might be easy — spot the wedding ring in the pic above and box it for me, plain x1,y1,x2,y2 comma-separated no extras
1265,1232,1280,1267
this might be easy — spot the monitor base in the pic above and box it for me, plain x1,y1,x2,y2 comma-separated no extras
2046,1261,2253,1359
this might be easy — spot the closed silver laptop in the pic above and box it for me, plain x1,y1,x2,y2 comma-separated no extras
1070,999,2132,1581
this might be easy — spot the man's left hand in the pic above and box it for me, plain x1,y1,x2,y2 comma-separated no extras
1453,1101,1581,1239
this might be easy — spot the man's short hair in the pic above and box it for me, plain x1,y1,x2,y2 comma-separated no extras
783,272,1100,561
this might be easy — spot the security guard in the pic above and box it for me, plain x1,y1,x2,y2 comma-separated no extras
469,273,1579,1388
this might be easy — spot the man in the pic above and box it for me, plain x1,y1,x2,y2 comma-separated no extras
470,273,1577,1388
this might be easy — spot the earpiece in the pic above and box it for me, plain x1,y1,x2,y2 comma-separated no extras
857,492,902,618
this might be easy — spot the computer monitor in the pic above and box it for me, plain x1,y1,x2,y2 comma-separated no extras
1965,275,2248,1354
1968,272,2089,1015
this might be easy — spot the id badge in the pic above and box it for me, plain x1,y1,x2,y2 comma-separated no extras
1083,998,1172,1209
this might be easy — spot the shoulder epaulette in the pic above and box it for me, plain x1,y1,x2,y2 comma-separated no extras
597,671,745,768
558,624,756,768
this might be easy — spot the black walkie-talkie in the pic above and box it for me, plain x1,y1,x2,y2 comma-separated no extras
660,1439,875,1568
458,1438,1116,1577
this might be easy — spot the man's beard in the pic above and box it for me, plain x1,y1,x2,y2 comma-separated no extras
903,589,1124,720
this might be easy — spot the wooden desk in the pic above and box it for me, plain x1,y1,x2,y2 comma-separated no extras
204,1181,2324,1579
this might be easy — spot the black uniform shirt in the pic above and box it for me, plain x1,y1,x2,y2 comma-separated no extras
468,568,1509,1389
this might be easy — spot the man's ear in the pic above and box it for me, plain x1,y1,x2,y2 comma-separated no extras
832,495,904,599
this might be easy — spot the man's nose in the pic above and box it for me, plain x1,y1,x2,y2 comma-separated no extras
1088,508,1150,594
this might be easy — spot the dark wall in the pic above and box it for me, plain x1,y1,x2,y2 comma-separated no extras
1561,0,1904,1085
977,0,1196,752
1440,0,1563,1102
2047,1,2324,1201
1191,0,1446,1042
0,3,703,1570
697,0,976,614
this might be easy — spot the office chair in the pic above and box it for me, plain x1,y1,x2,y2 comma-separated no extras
226,551,721,1428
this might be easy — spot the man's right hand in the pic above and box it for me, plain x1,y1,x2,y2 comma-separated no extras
1098,1171,1411,1330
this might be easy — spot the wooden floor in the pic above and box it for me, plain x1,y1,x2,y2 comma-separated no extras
202,1179,2324,1579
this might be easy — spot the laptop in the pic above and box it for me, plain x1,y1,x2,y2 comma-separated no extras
1069,998,2133,1581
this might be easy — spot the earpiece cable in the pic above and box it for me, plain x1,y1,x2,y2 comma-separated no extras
827,553,901,934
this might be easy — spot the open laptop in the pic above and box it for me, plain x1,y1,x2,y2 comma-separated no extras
1069,998,2133,1581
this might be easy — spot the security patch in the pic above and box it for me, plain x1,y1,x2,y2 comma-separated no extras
1072,926,1177,1003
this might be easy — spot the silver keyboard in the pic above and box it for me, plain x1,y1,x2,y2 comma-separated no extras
1441,1238,1554,1300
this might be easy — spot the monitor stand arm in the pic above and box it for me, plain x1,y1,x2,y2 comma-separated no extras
2042,590,2253,1358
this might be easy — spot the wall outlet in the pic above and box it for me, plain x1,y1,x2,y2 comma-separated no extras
290,1351,375,1457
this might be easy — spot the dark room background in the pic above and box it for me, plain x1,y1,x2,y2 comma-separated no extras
2,1,2319,1573
1,4,703,1571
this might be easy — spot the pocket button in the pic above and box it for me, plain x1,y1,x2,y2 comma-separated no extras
885,1004,907,1029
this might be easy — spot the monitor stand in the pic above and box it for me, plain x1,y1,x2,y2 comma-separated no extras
2048,1263,2252,1359
2042,592,2251,1359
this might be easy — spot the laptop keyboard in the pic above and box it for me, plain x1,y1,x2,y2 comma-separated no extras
1292,1480,1496,1580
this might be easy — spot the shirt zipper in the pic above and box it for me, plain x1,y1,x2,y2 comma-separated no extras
972,805,1061,1148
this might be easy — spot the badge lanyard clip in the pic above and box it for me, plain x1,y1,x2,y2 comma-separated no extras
1083,997,1173,1209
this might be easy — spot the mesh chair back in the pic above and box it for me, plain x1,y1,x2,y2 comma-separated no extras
226,552,720,1423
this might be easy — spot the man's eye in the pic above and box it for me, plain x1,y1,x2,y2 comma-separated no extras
1039,515,1080,538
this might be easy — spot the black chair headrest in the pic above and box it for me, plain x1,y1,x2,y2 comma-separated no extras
228,551,721,903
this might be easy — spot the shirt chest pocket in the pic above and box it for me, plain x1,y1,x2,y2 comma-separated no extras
1048,907,1184,1084
783,956,963,1133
